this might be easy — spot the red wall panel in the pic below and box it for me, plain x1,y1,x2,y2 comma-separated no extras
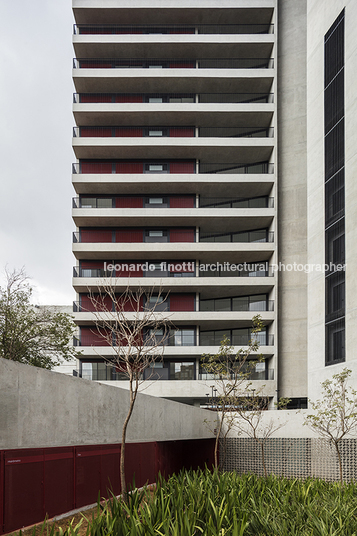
80,261,104,269
114,296,143,312
115,162,143,173
169,161,195,174
169,196,195,208
169,128,195,137
44,448,75,518
100,446,121,498
80,230,113,243
115,128,143,137
80,294,112,312
80,127,112,137
115,229,143,243
169,229,195,242
115,95,143,103
80,95,112,103
170,294,195,311
75,446,102,508
0,439,214,534
80,327,111,346
4,450,44,533
116,197,143,208
0,451,3,535
80,162,112,174
115,264,144,277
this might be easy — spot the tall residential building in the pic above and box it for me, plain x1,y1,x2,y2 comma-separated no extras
71,0,357,407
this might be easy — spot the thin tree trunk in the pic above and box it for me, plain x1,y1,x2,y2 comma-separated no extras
214,412,224,470
120,386,136,502
335,441,343,485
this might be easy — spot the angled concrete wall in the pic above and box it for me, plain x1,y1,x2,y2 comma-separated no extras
0,358,216,450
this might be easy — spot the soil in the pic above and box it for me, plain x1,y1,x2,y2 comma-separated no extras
5,486,156,536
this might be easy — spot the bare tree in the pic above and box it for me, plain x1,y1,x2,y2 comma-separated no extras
200,315,264,469
234,388,290,477
87,284,172,500
304,368,357,484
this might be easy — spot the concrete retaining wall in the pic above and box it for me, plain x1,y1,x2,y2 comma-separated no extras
0,358,216,450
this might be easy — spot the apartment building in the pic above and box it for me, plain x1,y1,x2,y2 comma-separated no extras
70,0,311,407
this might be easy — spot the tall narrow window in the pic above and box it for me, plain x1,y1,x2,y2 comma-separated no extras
324,10,345,365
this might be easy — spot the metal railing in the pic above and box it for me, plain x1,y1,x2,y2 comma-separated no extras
72,161,274,174
199,265,274,277
200,332,274,346
72,126,274,138
73,92,274,104
200,230,274,243
72,196,274,209
73,230,273,244
198,162,274,174
199,369,274,381
73,266,195,278
73,57,274,69
74,23,274,35
199,300,274,312
199,196,274,208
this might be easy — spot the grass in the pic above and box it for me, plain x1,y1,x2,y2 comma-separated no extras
18,469,357,536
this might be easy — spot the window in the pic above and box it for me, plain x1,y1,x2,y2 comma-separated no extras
144,229,168,242
144,163,169,173
148,130,163,137
97,198,113,208
169,362,195,380
169,328,196,346
324,9,345,365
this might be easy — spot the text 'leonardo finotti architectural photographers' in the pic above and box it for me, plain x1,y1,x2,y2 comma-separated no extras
71,0,357,409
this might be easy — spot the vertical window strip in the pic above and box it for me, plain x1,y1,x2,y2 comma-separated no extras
324,9,345,365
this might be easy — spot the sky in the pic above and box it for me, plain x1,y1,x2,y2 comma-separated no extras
0,0,75,305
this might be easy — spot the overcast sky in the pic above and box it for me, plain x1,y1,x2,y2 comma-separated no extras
0,0,75,304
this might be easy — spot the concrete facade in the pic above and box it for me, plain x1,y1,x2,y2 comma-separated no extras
68,0,357,408
306,0,357,400
71,0,278,406
0,358,216,450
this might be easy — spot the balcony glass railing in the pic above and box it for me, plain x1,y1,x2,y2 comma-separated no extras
73,92,274,104
72,229,273,244
73,126,274,138
72,161,274,175
200,230,274,243
72,264,274,279
73,57,274,69
73,23,274,35
199,368,274,381
72,196,274,209
200,329,274,346
200,297,274,312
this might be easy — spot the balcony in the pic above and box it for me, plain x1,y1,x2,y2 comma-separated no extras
73,61,275,93
72,161,274,175
72,195,273,209
200,297,274,312
72,262,275,281
73,126,274,138
73,23,274,35
72,228,273,244
73,58,274,70
73,91,274,104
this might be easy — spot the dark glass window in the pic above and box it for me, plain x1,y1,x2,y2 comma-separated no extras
324,10,345,365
